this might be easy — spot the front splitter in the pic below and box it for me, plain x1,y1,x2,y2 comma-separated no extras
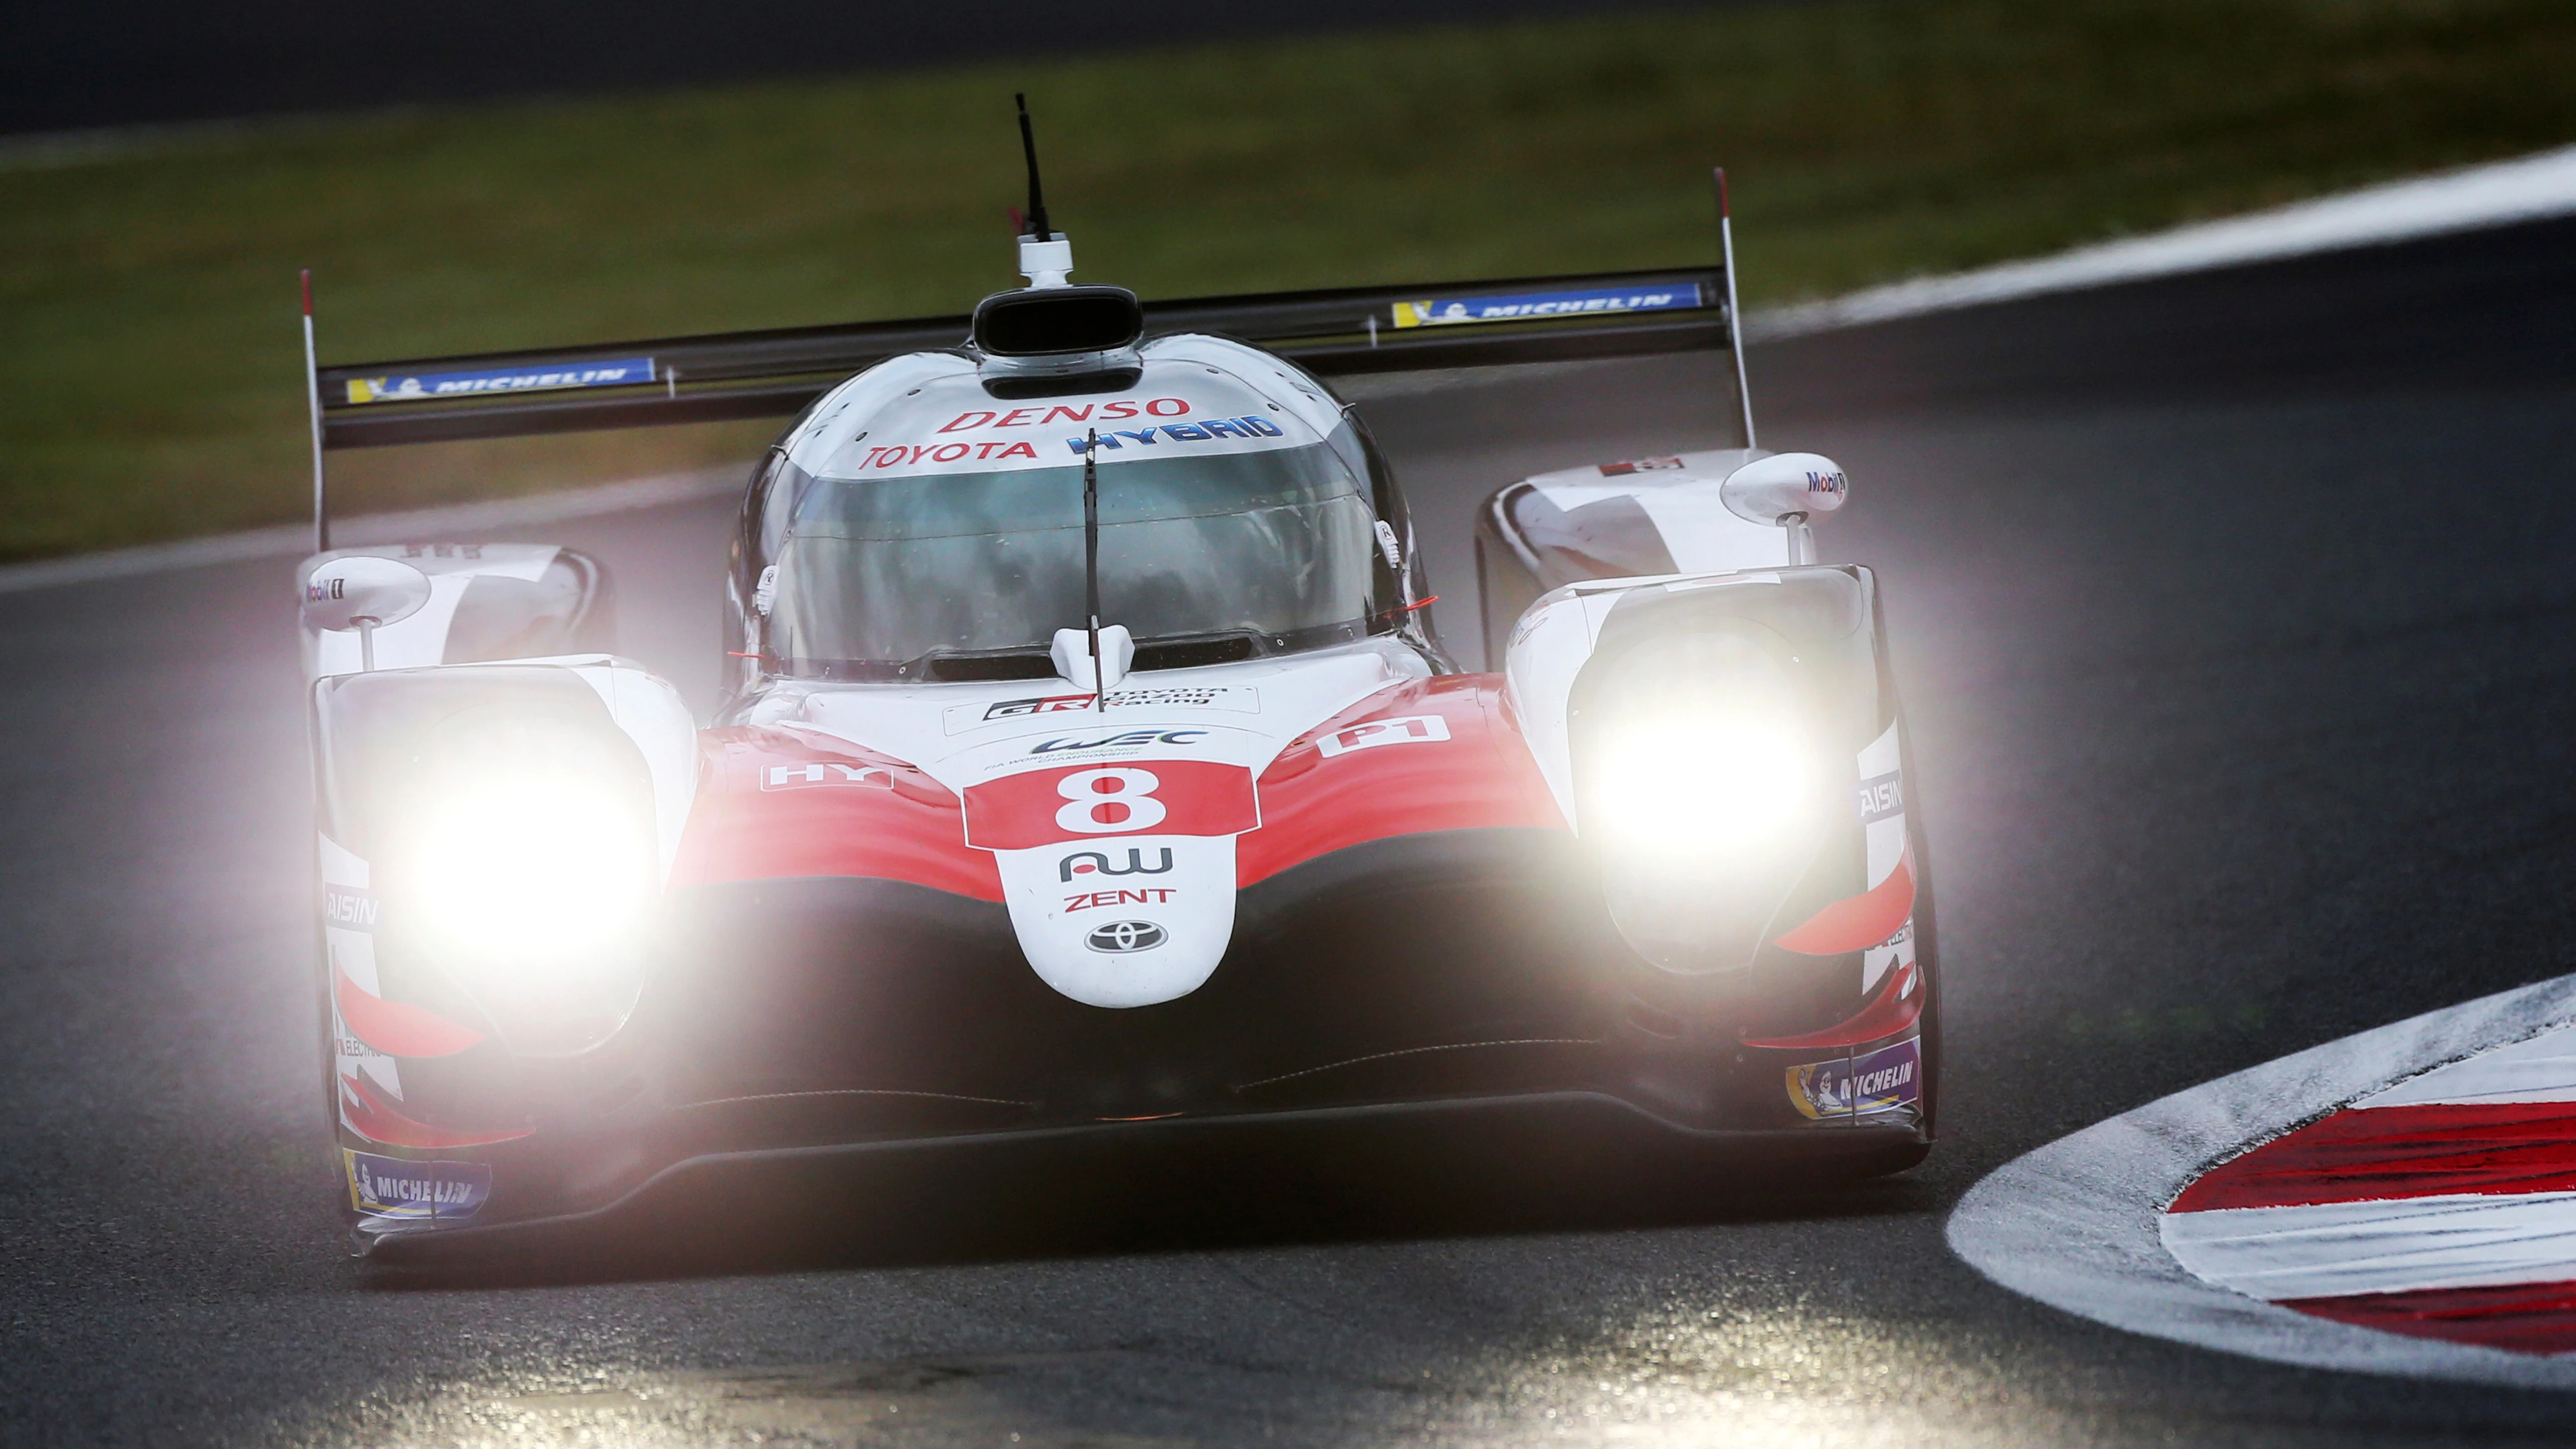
358,1088,1928,1264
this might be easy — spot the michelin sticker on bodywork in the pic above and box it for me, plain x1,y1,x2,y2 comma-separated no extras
1788,1036,1922,1121
344,1149,491,1220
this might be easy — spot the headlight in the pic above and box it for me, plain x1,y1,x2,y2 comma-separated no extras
391,713,660,1053
1574,627,1832,973
411,767,654,968
1589,713,1820,865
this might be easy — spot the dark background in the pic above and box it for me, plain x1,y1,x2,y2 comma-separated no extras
3,0,1729,137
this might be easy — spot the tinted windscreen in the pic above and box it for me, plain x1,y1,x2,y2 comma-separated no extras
768,442,1380,676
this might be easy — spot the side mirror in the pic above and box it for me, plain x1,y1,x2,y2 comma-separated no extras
1720,452,1848,566
1718,452,1849,527
302,556,431,669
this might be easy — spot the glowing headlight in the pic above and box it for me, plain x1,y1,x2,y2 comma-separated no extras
409,766,654,970
1590,714,1820,862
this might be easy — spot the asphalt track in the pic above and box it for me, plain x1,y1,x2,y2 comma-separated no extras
7,215,2576,1446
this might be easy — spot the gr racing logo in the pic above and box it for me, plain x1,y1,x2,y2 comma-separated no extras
1060,847,1176,882
985,693,1095,720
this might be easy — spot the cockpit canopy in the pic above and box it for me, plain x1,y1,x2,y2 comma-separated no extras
747,347,1400,682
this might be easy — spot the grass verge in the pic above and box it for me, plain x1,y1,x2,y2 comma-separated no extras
4,0,2574,558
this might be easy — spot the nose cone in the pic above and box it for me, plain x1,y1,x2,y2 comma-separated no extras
993,834,1238,1008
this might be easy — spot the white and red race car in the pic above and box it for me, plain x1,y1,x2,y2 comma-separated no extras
296,154,1934,1255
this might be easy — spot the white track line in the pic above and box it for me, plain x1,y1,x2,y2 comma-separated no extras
2368,1029,2576,1107
1947,973,2576,1387
16,143,2576,596
1748,143,2576,340
2163,1191,2576,1302
0,466,740,597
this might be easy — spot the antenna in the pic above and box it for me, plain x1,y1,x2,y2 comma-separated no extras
302,269,330,552
1714,168,1758,451
1011,95,1073,287
1082,427,1103,710
1016,93,1052,242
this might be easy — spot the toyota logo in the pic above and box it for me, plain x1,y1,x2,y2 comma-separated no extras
1084,920,1167,954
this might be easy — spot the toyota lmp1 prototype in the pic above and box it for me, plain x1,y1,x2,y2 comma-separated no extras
295,131,1934,1254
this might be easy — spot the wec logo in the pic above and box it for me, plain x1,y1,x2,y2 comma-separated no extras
1028,728,1207,756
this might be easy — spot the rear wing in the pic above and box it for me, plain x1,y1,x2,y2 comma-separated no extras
301,168,1756,543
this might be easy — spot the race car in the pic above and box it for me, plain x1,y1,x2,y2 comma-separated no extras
295,142,1934,1255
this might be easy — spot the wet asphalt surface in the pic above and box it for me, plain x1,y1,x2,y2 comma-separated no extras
7,216,2576,1445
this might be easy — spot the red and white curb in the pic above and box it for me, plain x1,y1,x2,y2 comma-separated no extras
1947,973,2576,1386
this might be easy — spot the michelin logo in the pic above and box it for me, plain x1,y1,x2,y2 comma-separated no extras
1390,284,1702,329
1786,1036,1922,1121
344,1149,491,1221
346,357,655,404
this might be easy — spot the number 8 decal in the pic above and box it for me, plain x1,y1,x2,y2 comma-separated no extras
963,759,1257,849
1054,767,1168,834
